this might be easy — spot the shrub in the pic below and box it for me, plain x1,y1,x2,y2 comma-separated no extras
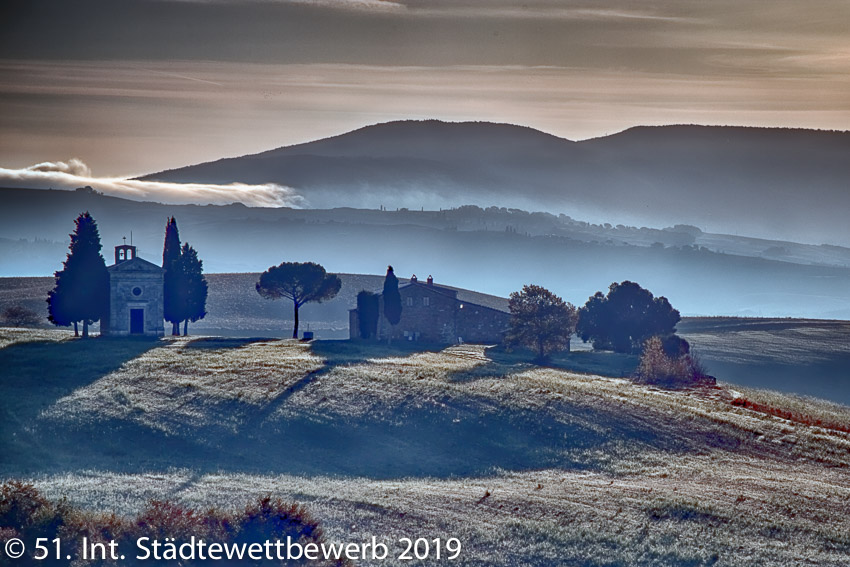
0,480,67,538
636,336,713,388
1,306,41,328
0,481,49,529
356,290,379,339
134,500,207,540
660,333,690,357
237,495,322,545
1,481,68,566
0,483,350,567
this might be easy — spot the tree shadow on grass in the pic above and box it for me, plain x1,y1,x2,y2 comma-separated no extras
240,339,444,434
0,338,739,480
484,345,638,379
183,337,273,350
226,339,618,478
444,354,526,384
0,336,161,473
310,339,440,367
274,338,441,410
441,344,637,384
0,336,161,406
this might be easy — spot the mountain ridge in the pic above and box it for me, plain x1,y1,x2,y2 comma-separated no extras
142,121,850,172
139,120,850,246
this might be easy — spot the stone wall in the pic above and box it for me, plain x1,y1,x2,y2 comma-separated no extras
365,282,509,344
388,284,459,343
456,303,510,344
106,271,164,336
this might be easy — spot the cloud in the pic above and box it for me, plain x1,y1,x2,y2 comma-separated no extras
173,0,404,10
26,158,92,177
285,0,404,9
0,160,307,208
404,4,700,23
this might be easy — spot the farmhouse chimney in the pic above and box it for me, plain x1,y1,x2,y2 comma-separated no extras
427,275,433,286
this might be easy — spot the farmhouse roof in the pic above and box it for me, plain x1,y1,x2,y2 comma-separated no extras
402,281,510,313
107,256,164,273
349,279,510,314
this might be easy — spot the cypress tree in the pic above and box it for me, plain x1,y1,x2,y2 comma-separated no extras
46,212,109,338
382,265,402,344
175,243,208,336
46,269,75,334
162,216,182,335
356,290,380,339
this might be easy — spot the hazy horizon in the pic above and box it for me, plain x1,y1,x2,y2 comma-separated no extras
3,187,850,320
4,4,850,562
3,2,850,279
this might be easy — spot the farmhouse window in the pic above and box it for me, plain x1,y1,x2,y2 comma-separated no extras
423,297,430,307
406,297,414,307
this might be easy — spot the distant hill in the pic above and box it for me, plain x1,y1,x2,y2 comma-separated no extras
2,188,850,318
141,120,850,246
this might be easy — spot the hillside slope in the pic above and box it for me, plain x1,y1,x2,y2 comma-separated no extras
2,329,849,566
4,273,850,405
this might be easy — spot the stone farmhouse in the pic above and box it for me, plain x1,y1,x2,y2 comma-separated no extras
349,275,511,344
101,243,165,337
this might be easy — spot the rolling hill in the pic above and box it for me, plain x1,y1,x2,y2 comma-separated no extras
4,272,850,405
2,328,849,565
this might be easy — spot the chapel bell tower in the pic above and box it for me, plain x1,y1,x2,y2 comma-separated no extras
115,240,136,263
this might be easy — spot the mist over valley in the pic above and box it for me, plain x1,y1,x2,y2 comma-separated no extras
5,2,850,564
2,185,850,320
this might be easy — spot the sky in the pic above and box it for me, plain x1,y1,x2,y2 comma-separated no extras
1,0,849,184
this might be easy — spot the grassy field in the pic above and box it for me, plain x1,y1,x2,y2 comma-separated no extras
678,318,850,405
4,273,850,406
2,328,849,566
